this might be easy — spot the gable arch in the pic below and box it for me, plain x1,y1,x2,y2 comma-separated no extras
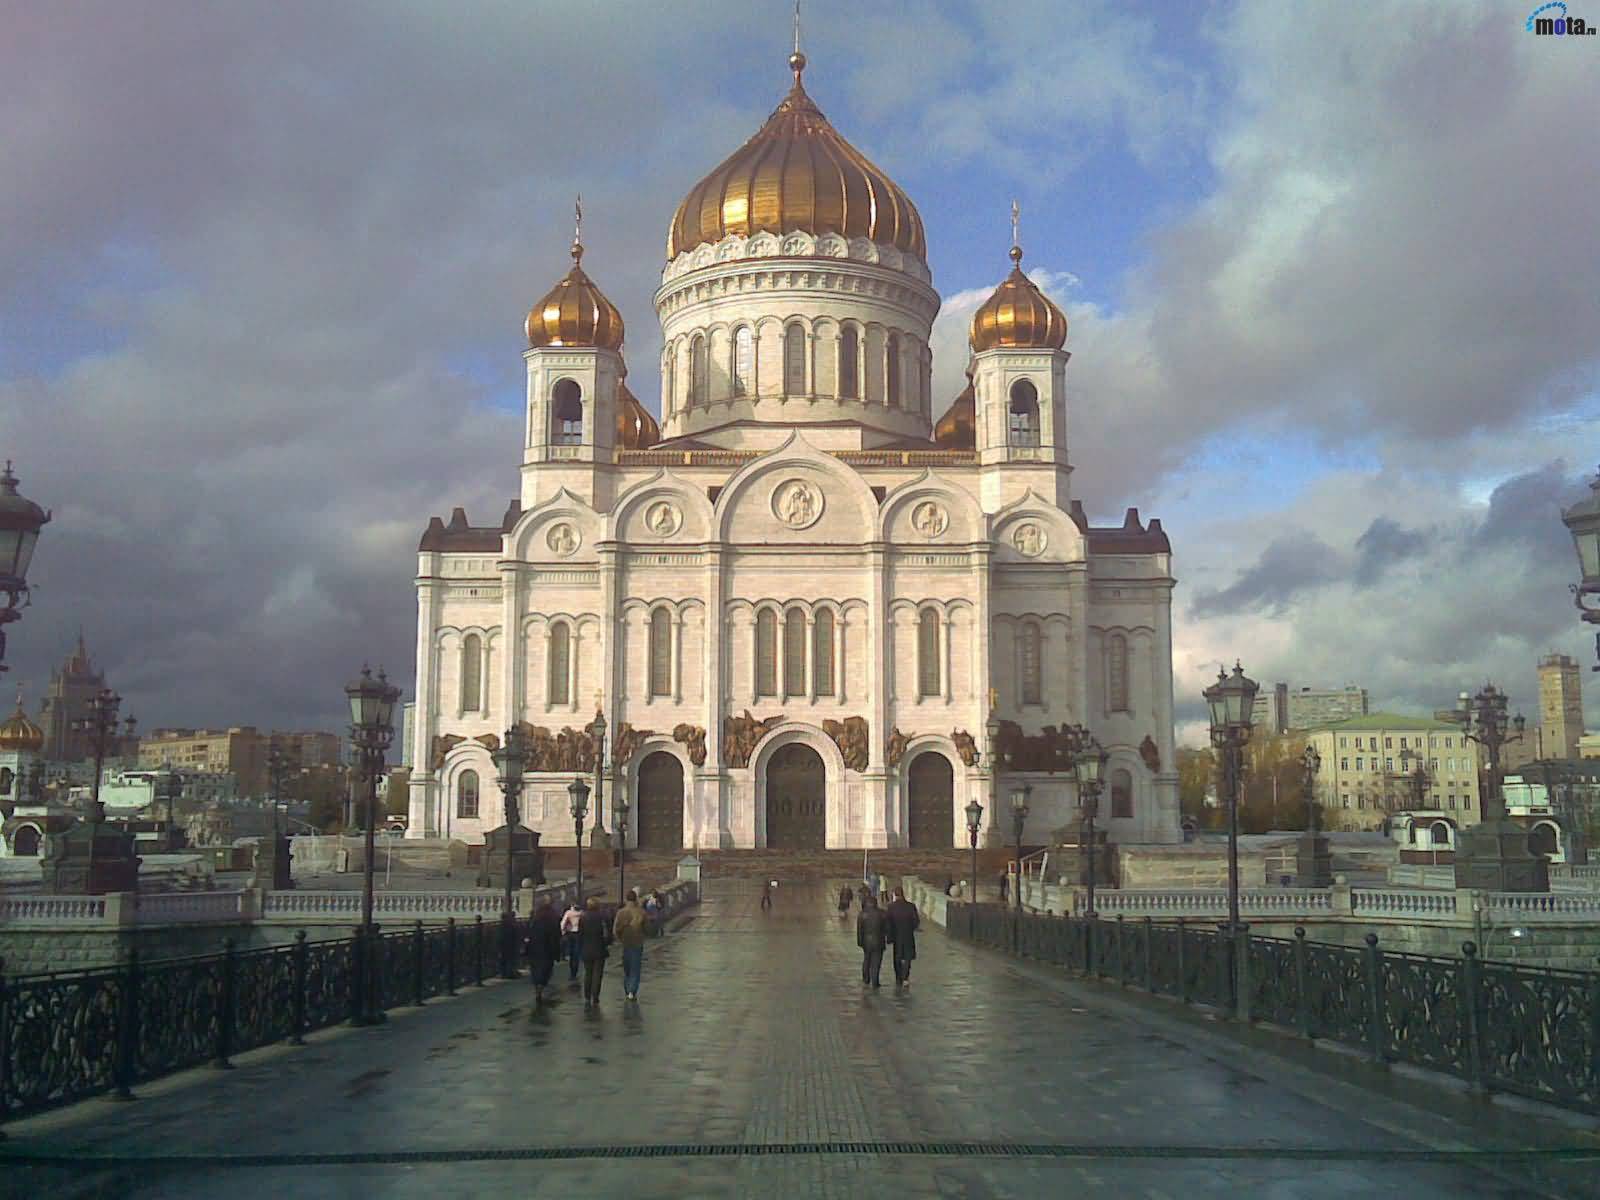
711,431,877,544
877,471,983,542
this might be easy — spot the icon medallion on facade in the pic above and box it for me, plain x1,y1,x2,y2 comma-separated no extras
645,501,681,537
773,479,823,529
911,501,948,539
546,523,581,556
1012,523,1046,557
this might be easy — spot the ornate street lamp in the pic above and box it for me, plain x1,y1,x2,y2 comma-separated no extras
70,688,128,890
264,743,295,889
1452,683,1544,891
157,759,184,853
1071,731,1107,919
1008,784,1031,916
1297,745,1332,886
0,462,50,678
613,782,631,906
344,664,399,1026
568,776,591,906
1563,467,1600,670
964,798,983,935
1204,661,1259,933
586,708,607,851
492,725,528,980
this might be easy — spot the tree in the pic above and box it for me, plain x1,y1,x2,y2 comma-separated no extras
1178,747,1218,828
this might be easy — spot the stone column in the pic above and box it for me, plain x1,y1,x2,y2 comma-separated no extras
412,575,442,838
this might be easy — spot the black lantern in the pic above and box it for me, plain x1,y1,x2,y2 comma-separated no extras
1563,468,1600,649
343,664,399,1026
1072,732,1107,918
1203,661,1258,936
568,776,591,905
491,726,528,978
0,462,50,676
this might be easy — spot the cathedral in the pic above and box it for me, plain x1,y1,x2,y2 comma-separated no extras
407,50,1179,851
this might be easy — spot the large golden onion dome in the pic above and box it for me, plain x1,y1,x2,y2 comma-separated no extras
933,368,976,449
969,245,1068,352
615,376,660,449
526,241,625,350
666,54,925,261
0,701,44,753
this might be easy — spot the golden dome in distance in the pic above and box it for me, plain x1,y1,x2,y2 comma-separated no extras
526,205,625,350
666,51,925,260
0,698,44,752
614,377,660,449
969,244,1068,352
934,368,976,449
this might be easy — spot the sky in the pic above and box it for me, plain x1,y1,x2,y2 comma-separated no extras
2,0,1597,747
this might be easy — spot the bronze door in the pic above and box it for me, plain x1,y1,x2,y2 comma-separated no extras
636,751,684,850
907,752,954,849
765,743,826,848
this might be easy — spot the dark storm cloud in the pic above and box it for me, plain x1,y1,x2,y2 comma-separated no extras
1353,517,1428,587
1189,533,1343,619
1472,463,1579,565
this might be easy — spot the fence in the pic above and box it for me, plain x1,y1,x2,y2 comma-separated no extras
946,901,1600,1116
0,879,700,1125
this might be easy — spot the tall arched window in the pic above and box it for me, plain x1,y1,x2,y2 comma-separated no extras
548,622,571,705
784,608,806,696
691,334,708,405
1020,621,1042,705
732,325,754,397
917,608,940,697
457,769,480,819
552,379,583,446
1110,767,1133,819
886,332,902,407
755,609,778,697
840,326,859,399
460,634,482,712
1008,379,1040,447
649,607,672,698
1107,632,1129,713
813,608,835,696
784,324,806,395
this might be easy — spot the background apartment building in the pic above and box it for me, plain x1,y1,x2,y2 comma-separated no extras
1252,683,1370,735
138,727,268,796
1307,714,1483,833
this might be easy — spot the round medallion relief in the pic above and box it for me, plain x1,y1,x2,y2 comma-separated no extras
645,501,681,537
1011,523,1047,558
772,479,823,529
911,501,948,539
546,523,581,557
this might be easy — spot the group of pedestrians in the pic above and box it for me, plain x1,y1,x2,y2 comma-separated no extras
853,884,920,989
524,888,667,1009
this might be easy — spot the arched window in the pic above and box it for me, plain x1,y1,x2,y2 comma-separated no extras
755,609,778,697
552,379,583,446
457,769,480,819
1008,379,1040,447
813,608,835,696
732,326,754,397
548,622,571,705
840,326,859,399
1020,621,1042,705
917,608,940,697
649,608,672,698
1111,768,1133,819
784,324,806,395
460,634,482,712
0,766,12,798
1107,633,1129,714
691,334,708,405
784,608,806,696
886,332,902,407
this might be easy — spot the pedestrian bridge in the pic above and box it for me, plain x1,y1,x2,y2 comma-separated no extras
4,879,1598,1199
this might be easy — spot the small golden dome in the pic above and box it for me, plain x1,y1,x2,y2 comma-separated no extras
969,246,1067,352
667,58,925,261
615,377,660,449
934,369,976,449
526,242,625,350
0,701,44,753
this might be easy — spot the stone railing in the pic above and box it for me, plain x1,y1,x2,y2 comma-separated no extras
1348,888,1459,919
261,890,511,922
0,895,109,924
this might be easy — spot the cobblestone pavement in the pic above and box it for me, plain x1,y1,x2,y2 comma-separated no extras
7,880,1600,1199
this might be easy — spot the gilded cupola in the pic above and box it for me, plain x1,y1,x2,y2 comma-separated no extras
526,239,625,351
0,700,44,753
666,53,925,261
969,245,1068,352
933,368,976,449
614,376,660,449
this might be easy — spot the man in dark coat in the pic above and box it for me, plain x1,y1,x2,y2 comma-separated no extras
523,899,563,1004
577,895,612,1009
884,886,921,988
856,893,888,988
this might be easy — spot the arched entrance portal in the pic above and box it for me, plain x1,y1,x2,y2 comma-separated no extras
765,743,825,848
1529,822,1559,860
907,752,954,848
12,825,41,856
636,751,684,851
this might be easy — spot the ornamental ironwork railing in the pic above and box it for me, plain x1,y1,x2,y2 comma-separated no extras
945,902,1600,1116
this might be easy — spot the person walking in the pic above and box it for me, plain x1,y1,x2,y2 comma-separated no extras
837,884,853,916
643,890,663,938
560,899,583,983
856,893,888,988
523,899,562,1004
613,889,648,1001
760,879,775,911
577,895,612,1009
998,871,1009,905
885,886,921,989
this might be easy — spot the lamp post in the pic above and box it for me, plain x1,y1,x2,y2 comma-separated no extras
1204,661,1259,933
265,744,295,889
344,664,399,1026
586,708,607,853
1452,683,1545,891
568,776,590,906
1562,466,1600,671
614,784,631,905
964,798,983,934
0,462,50,678
1296,744,1333,886
157,760,183,853
492,725,528,980
1071,731,1107,919
1009,784,1030,914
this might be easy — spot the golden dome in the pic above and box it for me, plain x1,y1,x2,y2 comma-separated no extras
969,246,1068,352
526,242,625,350
666,57,925,261
0,701,43,753
934,369,976,449
615,377,660,449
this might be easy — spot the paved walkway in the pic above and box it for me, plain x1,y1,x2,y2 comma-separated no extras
7,881,1600,1199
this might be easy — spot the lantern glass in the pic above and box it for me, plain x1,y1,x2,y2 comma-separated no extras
567,777,590,820
1564,475,1600,585
1075,747,1103,787
1010,786,1029,815
964,799,983,833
